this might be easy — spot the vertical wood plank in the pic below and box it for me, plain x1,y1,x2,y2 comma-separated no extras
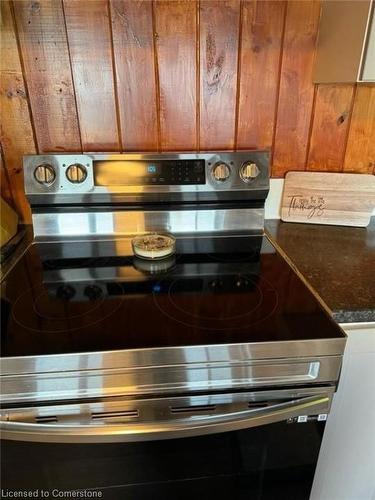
154,0,197,151
307,84,355,172
0,0,35,222
110,0,158,151
200,0,240,150
13,0,81,153
272,0,320,177
63,0,120,151
344,85,375,174
237,0,285,150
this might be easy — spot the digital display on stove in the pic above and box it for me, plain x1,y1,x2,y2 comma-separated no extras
94,160,206,186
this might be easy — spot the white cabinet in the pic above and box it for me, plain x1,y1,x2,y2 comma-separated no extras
362,12,375,81
313,0,375,83
310,323,375,500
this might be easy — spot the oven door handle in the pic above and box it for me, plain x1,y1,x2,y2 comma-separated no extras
0,395,330,443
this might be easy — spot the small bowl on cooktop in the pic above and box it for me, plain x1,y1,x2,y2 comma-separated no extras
132,233,176,260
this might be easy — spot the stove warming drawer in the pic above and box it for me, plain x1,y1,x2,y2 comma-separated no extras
0,340,344,404
1,387,334,444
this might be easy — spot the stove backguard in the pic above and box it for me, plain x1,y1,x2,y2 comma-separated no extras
23,151,270,240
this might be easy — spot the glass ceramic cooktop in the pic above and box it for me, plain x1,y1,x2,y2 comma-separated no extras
0,235,344,358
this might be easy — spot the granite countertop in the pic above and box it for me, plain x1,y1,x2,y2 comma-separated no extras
265,218,375,324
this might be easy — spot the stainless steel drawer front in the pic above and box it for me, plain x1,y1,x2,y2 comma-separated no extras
0,387,334,443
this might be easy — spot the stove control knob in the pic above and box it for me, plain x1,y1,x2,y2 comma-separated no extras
209,279,223,289
56,285,76,301
212,162,231,182
236,278,249,288
84,285,103,301
34,164,56,186
240,162,260,183
66,163,87,184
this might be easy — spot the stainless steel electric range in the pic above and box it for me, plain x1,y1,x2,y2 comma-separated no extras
1,152,346,499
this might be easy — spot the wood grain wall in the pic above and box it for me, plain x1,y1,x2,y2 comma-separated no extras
1,0,374,223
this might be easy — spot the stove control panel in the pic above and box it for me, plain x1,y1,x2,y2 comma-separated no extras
24,151,269,205
94,159,206,186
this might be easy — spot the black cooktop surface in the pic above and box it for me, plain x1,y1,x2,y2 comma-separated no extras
1,235,344,358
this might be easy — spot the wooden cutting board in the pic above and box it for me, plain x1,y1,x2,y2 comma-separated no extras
281,172,375,227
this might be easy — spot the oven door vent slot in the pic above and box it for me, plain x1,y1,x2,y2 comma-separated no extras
91,410,139,420
35,415,58,424
170,404,217,414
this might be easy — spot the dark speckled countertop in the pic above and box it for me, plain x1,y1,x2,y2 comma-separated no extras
265,218,375,324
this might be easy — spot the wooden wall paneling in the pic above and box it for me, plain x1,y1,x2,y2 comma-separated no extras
272,0,321,177
154,0,197,151
307,84,355,172
200,0,240,150
110,0,159,151
12,0,81,153
1,0,35,222
344,85,375,174
63,0,120,151
237,0,285,150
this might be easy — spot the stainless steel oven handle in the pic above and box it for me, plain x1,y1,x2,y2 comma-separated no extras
0,395,330,443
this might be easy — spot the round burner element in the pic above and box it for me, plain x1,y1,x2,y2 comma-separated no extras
153,274,279,330
11,283,124,333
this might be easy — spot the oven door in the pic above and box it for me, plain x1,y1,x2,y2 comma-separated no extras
1,387,333,500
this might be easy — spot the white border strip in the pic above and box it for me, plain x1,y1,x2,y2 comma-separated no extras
265,179,284,219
